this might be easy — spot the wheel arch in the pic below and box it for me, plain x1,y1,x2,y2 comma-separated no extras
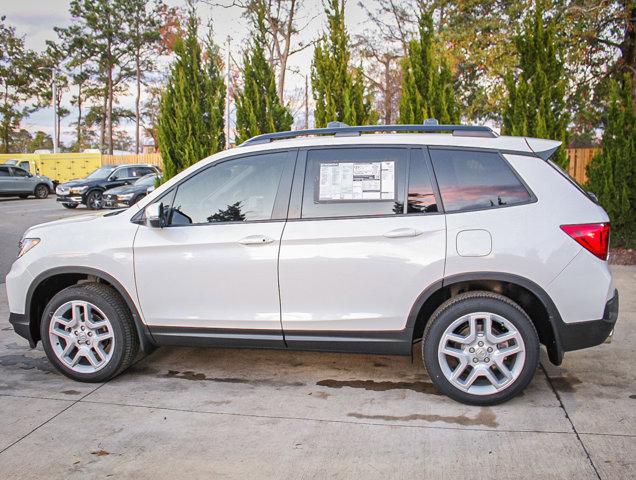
26,266,156,353
408,272,564,365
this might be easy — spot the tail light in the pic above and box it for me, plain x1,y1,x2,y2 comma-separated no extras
560,223,610,260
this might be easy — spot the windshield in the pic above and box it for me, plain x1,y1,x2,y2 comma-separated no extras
86,166,116,180
134,174,157,186
5,159,18,165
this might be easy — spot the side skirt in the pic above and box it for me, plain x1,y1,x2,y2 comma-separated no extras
148,326,413,356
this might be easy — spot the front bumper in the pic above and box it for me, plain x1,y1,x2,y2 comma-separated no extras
56,194,83,204
557,289,619,352
103,194,133,208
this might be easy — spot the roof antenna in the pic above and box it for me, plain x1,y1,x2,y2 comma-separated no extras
423,118,439,126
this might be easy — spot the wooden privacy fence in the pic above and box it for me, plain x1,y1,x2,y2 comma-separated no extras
567,148,599,185
102,153,163,168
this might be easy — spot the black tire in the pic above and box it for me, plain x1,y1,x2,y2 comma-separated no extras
422,291,539,406
62,203,79,209
86,190,103,210
34,184,49,199
40,283,139,382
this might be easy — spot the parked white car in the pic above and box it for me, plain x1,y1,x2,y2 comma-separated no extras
5,122,618,405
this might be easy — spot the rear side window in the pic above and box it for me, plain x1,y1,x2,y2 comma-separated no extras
302,148,407,219
430,149,532,212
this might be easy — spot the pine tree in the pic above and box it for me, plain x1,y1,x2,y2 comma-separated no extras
586,75,636,247
398,12,459,125
157,9,225,180
234,7,292,145
311,0,375,127
502,0,568,167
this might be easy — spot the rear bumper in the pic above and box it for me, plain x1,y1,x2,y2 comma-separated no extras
9,312,36,348
556,289,619,352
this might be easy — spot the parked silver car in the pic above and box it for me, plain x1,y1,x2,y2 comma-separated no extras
0,164,54,199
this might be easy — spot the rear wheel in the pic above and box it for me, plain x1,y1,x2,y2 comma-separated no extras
40,283,139,382
423,291,539,405
34,184,49,199
86,190,103,209
62,203,78,209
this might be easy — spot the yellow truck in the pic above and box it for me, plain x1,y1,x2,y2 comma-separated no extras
0,153,102,185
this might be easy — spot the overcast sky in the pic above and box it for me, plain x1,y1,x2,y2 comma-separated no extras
2,0,372,149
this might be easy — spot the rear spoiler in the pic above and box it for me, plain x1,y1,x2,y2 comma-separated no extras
524,138,562,160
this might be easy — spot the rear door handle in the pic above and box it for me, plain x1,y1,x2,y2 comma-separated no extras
383,228,423,238
238,235,275,245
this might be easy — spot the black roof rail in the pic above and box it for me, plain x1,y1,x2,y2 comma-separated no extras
239,119,498,147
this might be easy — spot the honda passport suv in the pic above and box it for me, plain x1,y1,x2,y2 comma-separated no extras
6,122,618,405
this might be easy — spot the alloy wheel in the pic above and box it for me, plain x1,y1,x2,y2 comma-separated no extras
437,312,526,396
48,300,115,373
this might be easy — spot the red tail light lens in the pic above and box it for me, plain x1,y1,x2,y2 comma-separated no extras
560,223,610,260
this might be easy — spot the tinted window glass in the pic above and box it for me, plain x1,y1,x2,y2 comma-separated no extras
131,166,155,178
169,152,288,225
302,148,407,218
430,149,531,212
12,168,28,177
408,150,438,213
112,167,132,179
0,167,9,177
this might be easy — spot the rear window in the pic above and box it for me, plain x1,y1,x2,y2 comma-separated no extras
430,149,532,212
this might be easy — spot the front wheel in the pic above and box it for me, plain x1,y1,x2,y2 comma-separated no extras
40,283,139,382
34,184,49,199
86,190,103,209
423,291,539,405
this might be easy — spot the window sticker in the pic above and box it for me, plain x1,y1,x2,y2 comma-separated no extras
318,161,395,201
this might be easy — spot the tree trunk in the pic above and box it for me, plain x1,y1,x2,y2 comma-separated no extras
383,57,392,124
623,2,636,114
77,82,82,150
135,53,141,154
107,65,114,155
100,92,107,152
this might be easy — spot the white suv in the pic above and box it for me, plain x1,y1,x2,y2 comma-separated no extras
5,123,619,405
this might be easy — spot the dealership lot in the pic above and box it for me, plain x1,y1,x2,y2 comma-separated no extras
0,197,634,479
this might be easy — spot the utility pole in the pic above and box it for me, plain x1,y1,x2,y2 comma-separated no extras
225,36,231,149
51,68,59,154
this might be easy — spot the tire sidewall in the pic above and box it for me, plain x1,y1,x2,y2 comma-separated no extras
35,184,49,199
423,295,539,406
40,287,128,382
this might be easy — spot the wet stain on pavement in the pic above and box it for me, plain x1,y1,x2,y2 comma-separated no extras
0,354,54,372
61,389,81,395
630,394,636,399
348,408,499,428
550,375,582,392
161,370,305,387
317,378,441,395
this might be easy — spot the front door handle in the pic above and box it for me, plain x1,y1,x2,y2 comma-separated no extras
238,235,275,245
383,228,423,238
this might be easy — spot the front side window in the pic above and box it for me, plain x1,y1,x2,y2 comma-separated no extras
12,168,28,177
168,152,288,225
302,148,407,219
430,149,532,212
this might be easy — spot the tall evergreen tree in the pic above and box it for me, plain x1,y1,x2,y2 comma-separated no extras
157,9,225,180
398,12,459,125
234,6,292,145
311,0,376,127
586,75,636,246
502,0,568,167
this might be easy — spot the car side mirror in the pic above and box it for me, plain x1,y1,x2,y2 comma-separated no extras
145,202,166,228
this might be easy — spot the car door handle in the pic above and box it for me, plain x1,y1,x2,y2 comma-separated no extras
238,235,275,245
383,228,423,238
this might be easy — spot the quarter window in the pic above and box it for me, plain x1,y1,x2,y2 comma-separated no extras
430,149,531,212
169,152,288,225
302,148,407,219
